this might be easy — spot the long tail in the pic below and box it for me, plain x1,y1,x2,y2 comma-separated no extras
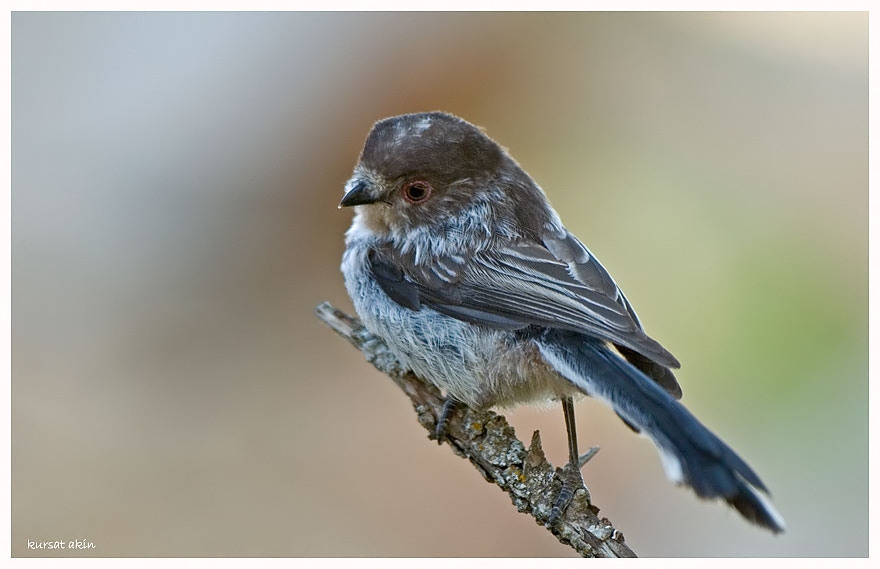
536,328,785,533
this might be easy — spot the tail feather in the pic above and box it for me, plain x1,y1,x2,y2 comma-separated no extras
615,344,683,400
536,329,785,534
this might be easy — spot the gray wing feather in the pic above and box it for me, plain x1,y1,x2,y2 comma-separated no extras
369,231,680,370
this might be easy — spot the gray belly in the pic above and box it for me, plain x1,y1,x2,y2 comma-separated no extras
343,250,577,408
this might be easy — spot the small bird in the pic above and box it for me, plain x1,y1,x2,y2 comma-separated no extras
339,111,784,533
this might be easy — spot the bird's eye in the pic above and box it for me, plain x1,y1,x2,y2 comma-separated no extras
402,181,432,204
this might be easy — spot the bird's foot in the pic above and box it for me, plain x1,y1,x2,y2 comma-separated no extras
433,397,459,443
549,460,586,525
578,446,600,468
548,448,598,525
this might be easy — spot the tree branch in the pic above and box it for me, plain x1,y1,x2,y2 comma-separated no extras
315,301,637,558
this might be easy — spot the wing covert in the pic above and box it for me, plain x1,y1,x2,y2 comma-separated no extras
367,234,679,369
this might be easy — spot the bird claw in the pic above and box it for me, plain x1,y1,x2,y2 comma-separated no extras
549,461,585,525
433,397,459,443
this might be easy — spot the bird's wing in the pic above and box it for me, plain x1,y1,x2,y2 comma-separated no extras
368,230,680,370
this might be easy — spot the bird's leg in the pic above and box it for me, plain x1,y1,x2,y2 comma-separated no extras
434,396,460,443
549,397,598,523
563,396,580,467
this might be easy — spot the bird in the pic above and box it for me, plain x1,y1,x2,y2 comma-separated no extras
338,111,785,533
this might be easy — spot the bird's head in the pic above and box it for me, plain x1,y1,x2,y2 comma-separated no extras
343,112,546,238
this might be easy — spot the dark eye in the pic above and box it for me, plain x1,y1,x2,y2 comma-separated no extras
402,181,432,204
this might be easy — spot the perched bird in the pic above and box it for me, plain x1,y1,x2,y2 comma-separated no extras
339,111,784,533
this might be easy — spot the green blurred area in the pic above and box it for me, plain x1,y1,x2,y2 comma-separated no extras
12,12,866,557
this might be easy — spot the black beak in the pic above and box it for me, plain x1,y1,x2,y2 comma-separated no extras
339,180,377,208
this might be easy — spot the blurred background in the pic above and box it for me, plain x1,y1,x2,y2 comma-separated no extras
11,12,866,557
